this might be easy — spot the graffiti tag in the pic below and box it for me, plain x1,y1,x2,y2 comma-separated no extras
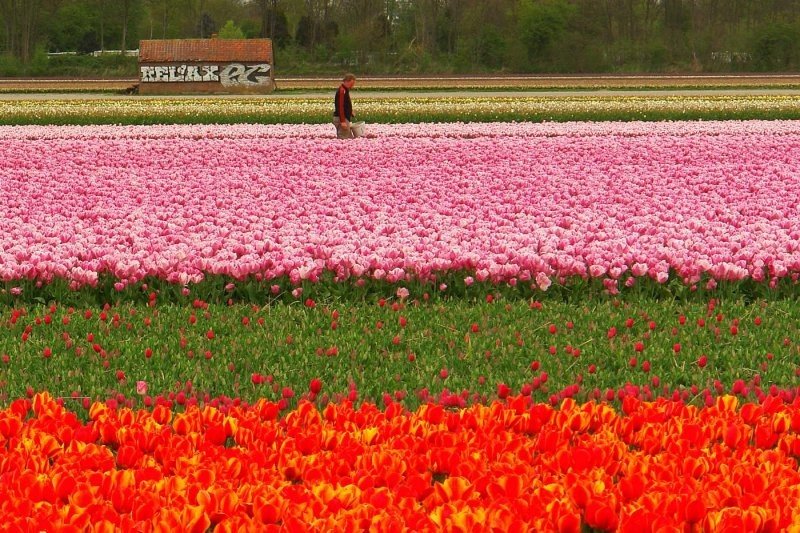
140,63,272,85
140,65,220,83
220,64,271,86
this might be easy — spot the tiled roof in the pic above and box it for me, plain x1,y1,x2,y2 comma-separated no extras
139,39,272,63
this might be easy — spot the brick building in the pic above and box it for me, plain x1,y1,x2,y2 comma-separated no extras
138,38,274,95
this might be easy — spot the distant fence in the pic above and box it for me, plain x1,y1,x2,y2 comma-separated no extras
92,50,139,57
46,50,139,58
710,51,752,64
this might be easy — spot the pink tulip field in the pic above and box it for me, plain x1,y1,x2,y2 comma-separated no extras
2,120,800,291
5,111,800,530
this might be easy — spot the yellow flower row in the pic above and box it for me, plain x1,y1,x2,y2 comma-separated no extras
1,95,800,124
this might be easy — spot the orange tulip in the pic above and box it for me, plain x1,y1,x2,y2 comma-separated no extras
567,479,592,509
4,392,800,529
684,496,707,524
131,491,160,522
152,404,172,425
619,473,645,502
754,422,778,449
434,476,475,504
180,504,211,533
0,413,23,440
91,519,121,533
152,508,184,532
556,510,581,533
619,507,657,533
253,493,282,524
585,499,619,531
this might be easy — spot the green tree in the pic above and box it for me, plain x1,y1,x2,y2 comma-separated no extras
517,0,574,68
241,0,289,43
48,2,100,53
283,0,306,42
218,19,245,38
331,0,391,68
452,0,515,71
141,0,174,39
0,0,60,61
752,22,800,70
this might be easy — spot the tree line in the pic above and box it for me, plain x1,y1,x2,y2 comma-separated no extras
2,0,800,74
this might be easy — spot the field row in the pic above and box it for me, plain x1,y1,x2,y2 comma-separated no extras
3,391,798,531
2,121,799,293
2,294,797,411
3,94,800,125
5,74,800,92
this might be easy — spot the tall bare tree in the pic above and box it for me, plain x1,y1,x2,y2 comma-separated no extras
121,0,131,51
302,0,333,48
0,0,61,61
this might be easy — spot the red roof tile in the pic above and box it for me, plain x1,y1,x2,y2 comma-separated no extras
139,39,272,63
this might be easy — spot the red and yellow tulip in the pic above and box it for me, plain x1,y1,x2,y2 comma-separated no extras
2,392,800,531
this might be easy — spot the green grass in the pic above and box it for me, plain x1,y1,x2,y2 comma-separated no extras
2,276,799,413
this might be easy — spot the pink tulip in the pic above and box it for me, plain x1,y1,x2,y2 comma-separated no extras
1,121,799,290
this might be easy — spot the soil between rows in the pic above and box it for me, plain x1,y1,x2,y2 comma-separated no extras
3,74,800,93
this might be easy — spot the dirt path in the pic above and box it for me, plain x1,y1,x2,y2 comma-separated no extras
3,88,800,101
3,73,800,95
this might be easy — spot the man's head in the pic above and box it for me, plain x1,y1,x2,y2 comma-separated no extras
342,73,356,89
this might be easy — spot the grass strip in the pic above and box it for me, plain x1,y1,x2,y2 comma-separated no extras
2,285,797,414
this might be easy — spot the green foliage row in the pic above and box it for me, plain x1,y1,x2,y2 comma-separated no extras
2,282,797,413
18,52,138,78
2,271,798,411
2,269,798,310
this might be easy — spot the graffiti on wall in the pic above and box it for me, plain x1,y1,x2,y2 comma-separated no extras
140,63,271,86
219,64,271,86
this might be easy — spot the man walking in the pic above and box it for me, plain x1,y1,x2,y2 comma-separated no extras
333,73,357,139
